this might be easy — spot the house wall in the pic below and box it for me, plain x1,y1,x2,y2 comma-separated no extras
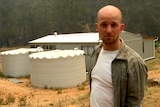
143,39,155,60
120,32,143,57
125,39,143,58
56,44,81,50
30,44,56,50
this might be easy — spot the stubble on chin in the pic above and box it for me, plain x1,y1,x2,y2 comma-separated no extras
103,38,114,45
102,37,119,45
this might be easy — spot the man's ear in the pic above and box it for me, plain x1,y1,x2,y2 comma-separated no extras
121,23,125,31
95,23,98,31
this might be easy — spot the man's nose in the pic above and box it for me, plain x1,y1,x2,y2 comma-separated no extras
106,25,112,33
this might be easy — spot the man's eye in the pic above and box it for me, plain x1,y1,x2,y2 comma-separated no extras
111,23,118,28
100,23,107,28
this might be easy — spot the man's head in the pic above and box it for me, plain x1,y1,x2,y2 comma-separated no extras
96,5,124,50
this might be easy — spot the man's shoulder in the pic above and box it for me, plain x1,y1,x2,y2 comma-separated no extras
118,44,144,62
91,43,103,56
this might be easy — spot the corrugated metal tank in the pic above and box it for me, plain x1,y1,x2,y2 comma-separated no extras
0,48,43,77
29,49,86,88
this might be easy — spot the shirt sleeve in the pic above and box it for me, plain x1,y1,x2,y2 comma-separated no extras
126,60,148,107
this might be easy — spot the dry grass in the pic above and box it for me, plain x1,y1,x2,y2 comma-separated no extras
142,86,160,107
142,50,160,107
0,47,160,107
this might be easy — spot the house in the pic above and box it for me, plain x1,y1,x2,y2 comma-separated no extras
29,31,158,71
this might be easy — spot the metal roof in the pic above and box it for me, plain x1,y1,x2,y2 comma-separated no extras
29,32,100,44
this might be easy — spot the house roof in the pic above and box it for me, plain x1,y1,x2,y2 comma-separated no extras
29,33,100,44
143,36,158,40
29,31,142,44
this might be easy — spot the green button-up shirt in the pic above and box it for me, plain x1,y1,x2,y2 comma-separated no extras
89,39,148,107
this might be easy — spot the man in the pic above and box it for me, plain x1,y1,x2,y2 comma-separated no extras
89,5,148,107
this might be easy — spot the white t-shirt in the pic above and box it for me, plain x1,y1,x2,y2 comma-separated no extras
90,48,119,107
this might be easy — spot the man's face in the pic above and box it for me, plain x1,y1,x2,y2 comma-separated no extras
96,13,124,45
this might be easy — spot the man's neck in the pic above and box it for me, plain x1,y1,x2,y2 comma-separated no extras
103,39,122,51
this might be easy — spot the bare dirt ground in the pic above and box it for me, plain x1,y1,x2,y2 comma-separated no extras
0,55,90,107
0,50,160,107
0,77,90,107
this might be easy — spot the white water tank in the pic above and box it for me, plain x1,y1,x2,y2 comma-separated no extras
29,49,86,88
0,48,43,77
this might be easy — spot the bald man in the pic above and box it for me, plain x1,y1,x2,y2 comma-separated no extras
89,5,148,107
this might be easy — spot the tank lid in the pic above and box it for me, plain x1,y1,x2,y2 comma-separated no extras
29,49,85,59
0,48,43,55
